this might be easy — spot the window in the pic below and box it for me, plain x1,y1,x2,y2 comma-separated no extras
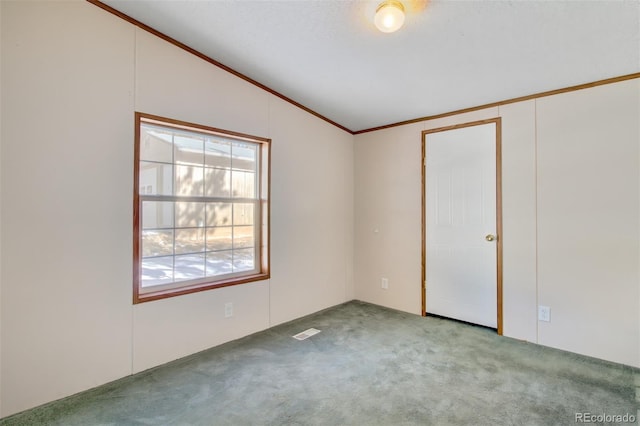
134,113,270,303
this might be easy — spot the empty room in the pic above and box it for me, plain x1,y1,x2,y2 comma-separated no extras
1,0,639,424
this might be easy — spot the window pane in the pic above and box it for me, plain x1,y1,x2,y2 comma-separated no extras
175,165,204,196
233,248,255,272
140,162,173,195
206,251,233,277
206,203,231,226
231,170,255,198
175,134,204,166
175,228,205,255
233,226,254,249
141,256,173,287
137,116,268,300
233,203,254,226
142,230,174,257
176,202,205,228
174,254,205,282
205,168,231,197
205,139,231,168
232,143,257,172
140,125,173,163
206,227,232,251
142,201,174,229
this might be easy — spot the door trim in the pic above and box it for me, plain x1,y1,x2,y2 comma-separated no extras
421,118,503,335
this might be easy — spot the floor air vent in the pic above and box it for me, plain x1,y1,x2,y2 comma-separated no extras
292,328,321,340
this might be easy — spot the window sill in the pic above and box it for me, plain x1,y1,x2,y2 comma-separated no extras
134,272,270,304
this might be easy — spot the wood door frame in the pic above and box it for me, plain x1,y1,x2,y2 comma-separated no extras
421,117,503,335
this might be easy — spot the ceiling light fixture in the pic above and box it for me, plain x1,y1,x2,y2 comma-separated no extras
374,0,406,33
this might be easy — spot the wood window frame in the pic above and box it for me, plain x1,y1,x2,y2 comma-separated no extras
133,112,270,304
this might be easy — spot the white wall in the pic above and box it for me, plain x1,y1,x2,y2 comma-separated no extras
269,96,354,326
354,80,640,367
354,122,423,314
499,100,537,342
536,80,639,366
1,1,135,417
0,0,3,416
0,1,353,417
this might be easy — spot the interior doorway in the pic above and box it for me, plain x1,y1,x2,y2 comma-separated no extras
421,118,503,333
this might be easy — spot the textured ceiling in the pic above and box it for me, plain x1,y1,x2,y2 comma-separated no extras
101,0,640,132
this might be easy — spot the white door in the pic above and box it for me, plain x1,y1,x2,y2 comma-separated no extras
425,122,498,328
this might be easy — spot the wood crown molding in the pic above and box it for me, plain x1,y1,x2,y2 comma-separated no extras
355,72,640,134
86,0,354,135
87,1,638,137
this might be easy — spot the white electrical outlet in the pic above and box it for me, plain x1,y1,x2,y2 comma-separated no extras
538,305,550,322
225,302,233,318
381,278,389,290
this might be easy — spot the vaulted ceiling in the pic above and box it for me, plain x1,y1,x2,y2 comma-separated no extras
100,0,640,133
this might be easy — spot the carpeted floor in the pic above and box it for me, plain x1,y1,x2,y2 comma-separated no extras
1,300,637,425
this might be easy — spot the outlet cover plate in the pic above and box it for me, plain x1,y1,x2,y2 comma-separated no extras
538,305,550,322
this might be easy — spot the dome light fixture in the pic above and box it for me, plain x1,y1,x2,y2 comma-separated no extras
374,0,406,33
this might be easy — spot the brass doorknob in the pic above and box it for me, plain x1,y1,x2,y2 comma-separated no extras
485,234,497,242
